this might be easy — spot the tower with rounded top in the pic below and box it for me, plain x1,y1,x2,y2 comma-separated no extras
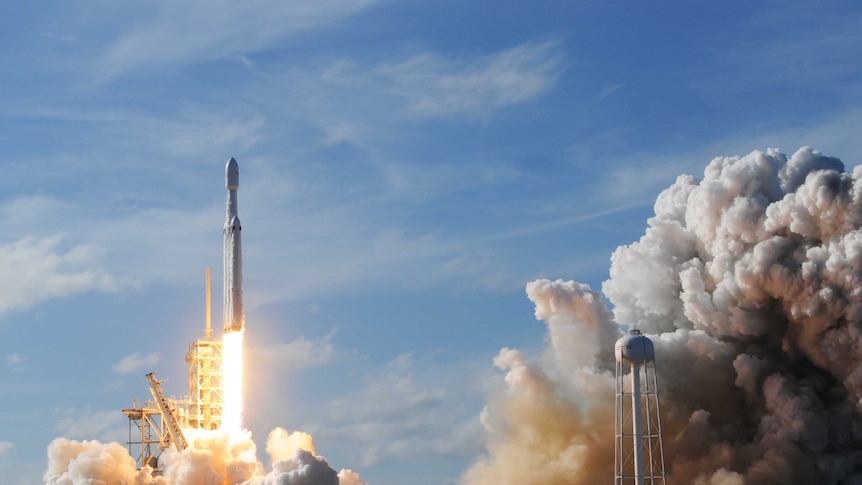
614,329,666,485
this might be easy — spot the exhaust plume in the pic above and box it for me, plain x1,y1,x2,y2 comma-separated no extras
463,147,862,484
46,428,366,485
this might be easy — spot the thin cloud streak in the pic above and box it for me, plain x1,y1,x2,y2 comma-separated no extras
314,353,483,467
95,0,380,80
597,83,624,98
707,4,862,93
259,332,336,372
54,408,127,444
373,40,565,119
112,352,160,375
309,41,565,121
8,106,266,162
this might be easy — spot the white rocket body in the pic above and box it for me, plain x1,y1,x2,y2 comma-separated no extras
224,157,244,333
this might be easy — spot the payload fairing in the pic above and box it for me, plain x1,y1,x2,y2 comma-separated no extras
224,158,244,333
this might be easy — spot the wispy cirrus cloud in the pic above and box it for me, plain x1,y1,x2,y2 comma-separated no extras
7,353,23,372
707,4,862,93
54,408,126,443
311,40,565,122
112,352,159,375
313,353,484,467
259,332,336,372
96,0,379,80
598,83,624,99
373,40,565,119
596,108,862,205
9,106,265,162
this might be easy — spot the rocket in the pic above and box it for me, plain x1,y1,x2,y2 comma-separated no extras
224,157,244,333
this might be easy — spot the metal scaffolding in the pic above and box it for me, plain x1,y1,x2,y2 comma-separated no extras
122,400,167,472
147,372,189,451
186,337,223,430
123,390,191,474
123,268,225,471
186,267,223,430
614,329,667,485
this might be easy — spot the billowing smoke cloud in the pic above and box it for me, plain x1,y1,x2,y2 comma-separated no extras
46,427,366,485
463,147,862,484
45,438,167,485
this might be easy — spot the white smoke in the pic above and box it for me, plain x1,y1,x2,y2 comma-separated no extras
45,438,167,485
46,427,366,485
266,427,317,462
463,147,862,484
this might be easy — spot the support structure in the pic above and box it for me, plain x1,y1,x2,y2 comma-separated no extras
186,267,224,430
122,400,165,472
124,264,226,470
147,372,189,451
614,329,666,485
186,338,223,430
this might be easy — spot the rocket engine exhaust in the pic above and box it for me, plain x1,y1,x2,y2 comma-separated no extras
224,157,244,334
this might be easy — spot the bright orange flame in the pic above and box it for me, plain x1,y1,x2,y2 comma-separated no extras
222,331,244,435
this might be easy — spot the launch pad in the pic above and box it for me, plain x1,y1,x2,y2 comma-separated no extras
122,268,224,471
122,159,245,472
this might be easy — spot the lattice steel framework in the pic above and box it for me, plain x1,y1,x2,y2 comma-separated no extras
186,338,223,430
122,400,166,473
123,269,225,471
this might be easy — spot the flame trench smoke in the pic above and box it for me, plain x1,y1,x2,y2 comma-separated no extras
45,428,367,485
463,147,862,485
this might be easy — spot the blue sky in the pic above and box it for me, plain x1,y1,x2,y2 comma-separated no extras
1,1,861,484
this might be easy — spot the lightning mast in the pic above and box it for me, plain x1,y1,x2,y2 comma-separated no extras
614,329,667,485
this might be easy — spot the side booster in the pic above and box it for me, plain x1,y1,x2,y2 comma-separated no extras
224,157,244,333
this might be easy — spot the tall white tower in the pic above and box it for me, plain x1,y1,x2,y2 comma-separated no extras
614,329,666,485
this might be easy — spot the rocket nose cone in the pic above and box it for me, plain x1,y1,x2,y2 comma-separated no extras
226,158,239,189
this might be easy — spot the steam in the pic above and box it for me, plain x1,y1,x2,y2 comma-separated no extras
46,428,366,485
45,438,167,485
464,147,862,484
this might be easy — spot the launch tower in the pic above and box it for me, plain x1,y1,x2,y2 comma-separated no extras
124,269,221,471
614,329,667,485
185,267,223,430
